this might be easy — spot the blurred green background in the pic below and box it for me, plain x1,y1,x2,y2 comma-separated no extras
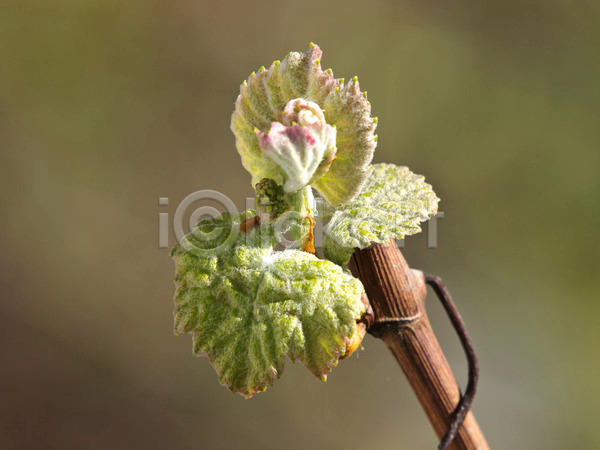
1,1,599,449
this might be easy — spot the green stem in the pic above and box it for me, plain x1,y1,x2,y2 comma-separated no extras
284,186,316,252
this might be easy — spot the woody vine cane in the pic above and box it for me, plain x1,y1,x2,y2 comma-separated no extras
170,44,489,449
349,241,489,449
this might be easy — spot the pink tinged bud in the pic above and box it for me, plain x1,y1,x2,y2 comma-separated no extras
257,99,337,193
282,98,327,127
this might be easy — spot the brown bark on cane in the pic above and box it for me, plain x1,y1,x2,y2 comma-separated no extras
349,240,489,450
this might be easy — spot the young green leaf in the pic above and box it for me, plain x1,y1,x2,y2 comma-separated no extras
171,212,366,398
231,43,377,206
324,164,440,265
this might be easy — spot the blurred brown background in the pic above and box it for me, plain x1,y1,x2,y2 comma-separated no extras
1,1,599,449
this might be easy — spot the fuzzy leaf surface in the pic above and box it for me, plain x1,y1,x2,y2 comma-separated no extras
231,43,377,205
171,211,365,398
324,164,440,265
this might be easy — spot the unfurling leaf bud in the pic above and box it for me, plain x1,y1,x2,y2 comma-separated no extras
256,99,337,193
231,43,377,206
